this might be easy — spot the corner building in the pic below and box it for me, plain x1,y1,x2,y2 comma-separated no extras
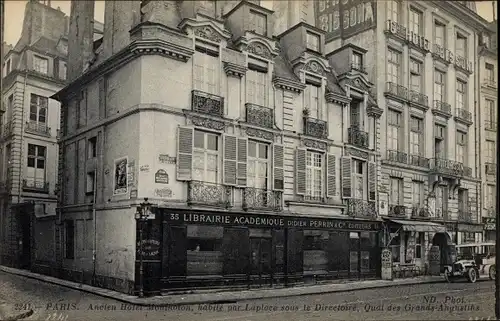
54,0,384,295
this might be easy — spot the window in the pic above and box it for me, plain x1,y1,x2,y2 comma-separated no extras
247,69,267,106
387,49,401,84
409,8,423,36
412,181,424,207
305,151,323,200
436,185,448,218
4,59,11,77
304,83,321,119
250,11,267,36
186,225,223,276
434,22,445,47
193,130,219,183
29,94,48,124
458,189,469,212
434,124,446,159
486,185,495,209
65,220,75,259
33,55,49,74
306,32,320,52
410,59,422,93
248,141,269,189
390,233,401,263
387,1,399,22
485,140,495,163
60,62,67,80
456,80,467,110
86,172,95,195
456,34,467,58
410,117,423,156
350,100,362,128
27,144,46,188
485,63,495,82
88,137,97,159
434,70,445,102
390,177,403,205
456,131,467,165
387,110,401,151
352,52,362,70
415,232,425,259
353,159,367,200
193,50,218,95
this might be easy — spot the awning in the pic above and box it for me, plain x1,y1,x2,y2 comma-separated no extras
387,219,447,233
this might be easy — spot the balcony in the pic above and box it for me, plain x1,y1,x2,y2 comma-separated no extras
409,90,429,109
346,199,377,218
486,162,496,175
432,100,452,118
350,63,367,74
0,121,13,139
348,127,369,149
384,82,408,102
303,117,328,139
409,155,430,168
191,90,224,117
458,209,477,223
187,180,231,208
485,121,497,131
25,121,51,137
387,150,407,164
23,179,49,193
245,103,274,129
242,188,282,211
388,204,407,217
430,158,467,177
483,78,497,88
411,206,430,219
385,20,407,41
454,108,473,125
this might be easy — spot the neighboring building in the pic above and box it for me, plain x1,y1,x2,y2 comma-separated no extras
0,1,103,271
478,20,498,243
52,0,383,295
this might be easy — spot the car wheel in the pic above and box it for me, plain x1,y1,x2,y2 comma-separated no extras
468,268,477,283
490,266,496,281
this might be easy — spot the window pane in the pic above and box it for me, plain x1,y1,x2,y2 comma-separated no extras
194,131,204,149
28,144,36,156
206,134,218,151
27,157,35,167
37,146,46,157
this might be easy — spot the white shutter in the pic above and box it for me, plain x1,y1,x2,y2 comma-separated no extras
368,161,376,201
273,144,284,191
177,126,194,180
223,134,238,185
341,157,352,199
326,154,336,198
296,148,307,195
237,138,248,186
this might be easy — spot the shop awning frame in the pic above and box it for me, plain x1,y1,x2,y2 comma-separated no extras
387,219,447,233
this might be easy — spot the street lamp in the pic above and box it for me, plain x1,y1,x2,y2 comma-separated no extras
135,197,152,298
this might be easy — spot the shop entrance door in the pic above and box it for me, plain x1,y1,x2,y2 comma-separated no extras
250,238,272,286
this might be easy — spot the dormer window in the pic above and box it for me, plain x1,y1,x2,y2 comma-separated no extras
306,32,320,52
33,55,49,75
250,10,267,36
352,52,363,71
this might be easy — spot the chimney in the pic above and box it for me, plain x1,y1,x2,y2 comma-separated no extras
67,0,95,81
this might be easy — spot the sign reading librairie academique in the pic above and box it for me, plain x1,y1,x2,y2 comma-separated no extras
165,212,380,231
315,0,376,40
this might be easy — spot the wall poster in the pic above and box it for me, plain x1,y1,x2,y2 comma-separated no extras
113,156,128,195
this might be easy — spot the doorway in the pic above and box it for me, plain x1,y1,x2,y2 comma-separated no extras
17,204,33,270
250,238,272,285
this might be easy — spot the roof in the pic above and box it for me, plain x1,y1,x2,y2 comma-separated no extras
272,52,300,82
30,36,66,57
325,70,347,97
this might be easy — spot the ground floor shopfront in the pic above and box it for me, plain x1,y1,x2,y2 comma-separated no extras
137,209,383,294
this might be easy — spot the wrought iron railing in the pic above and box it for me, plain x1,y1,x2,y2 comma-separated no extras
387,150,407,164
411,206,430,219
187,180,231,208
455,108,472,123
350,63,367,74
385,20,407,40
303,117,328,139
486,162,496,175
483,78,497,88
389,204,407,217
409,155,430,168
191,90,224,117
346,199,377,218
25,121,51,136
458,209,476,223
348,127,369,149
245,103,274,129
385,82,408,100
409,90,428,107
433,100,452,115
429,158,467,177
242,188,282,211
485,121,497,131
22,179,49,193
0,121,13,139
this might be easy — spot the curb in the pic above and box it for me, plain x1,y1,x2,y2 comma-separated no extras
0,266,444,306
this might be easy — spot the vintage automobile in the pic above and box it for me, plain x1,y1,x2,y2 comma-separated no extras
443,242,496,283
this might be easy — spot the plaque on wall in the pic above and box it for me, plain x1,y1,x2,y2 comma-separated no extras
155,169,169,184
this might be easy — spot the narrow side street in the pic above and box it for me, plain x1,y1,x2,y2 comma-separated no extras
0,271,495,321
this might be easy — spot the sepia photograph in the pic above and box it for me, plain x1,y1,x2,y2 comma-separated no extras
0,0,498,320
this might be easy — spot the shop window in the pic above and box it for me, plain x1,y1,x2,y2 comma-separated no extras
415,232,425,259
390,233,400,263
303,230,328,274
186,225,223,276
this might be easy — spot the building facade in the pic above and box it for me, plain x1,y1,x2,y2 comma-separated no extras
52,0,387,295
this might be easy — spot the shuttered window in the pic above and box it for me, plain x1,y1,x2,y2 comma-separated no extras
353,159,366,200
193,130,219,183
387,110,401,151
247,69,267,106
248,141,269,189
193,50,218,95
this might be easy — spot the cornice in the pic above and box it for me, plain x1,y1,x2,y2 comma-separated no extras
178,17,232,42
272,76,306,93
432,1,492,32
223,62,247,78
325,92,351,105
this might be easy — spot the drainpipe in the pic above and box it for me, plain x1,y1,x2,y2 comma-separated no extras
18,70,28,202
92,168,97,285
473,32,480,238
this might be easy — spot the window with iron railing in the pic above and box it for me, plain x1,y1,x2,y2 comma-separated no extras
434,70,445,102
485,140,495,164
387,110,402,152
412,181,424,208
248,141,269,190
304,83,321,119
485,99,496,129
410,117,423,157
193,130,219,184
26,144,46,189
305,151,323,201
410,59,422,93
434,22,445,47
456,79,467,111
247,68,267,107
387,49,401,85
409,7,423,36
29,94,48,124
456,34,467,58
456,131,467,166
390,177,403,205
387,0,400,23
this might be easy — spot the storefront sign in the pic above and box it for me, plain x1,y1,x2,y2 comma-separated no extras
165,212,380,231
158,154,176,164
316,0,376,40
136,239,160,259
483,217,496,230
155,169,169,184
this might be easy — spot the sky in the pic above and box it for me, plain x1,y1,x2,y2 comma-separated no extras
3,1,497,46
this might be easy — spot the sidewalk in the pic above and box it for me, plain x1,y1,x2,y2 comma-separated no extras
0,265,444,307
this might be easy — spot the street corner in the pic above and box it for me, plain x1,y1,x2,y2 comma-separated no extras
0,302,34,321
